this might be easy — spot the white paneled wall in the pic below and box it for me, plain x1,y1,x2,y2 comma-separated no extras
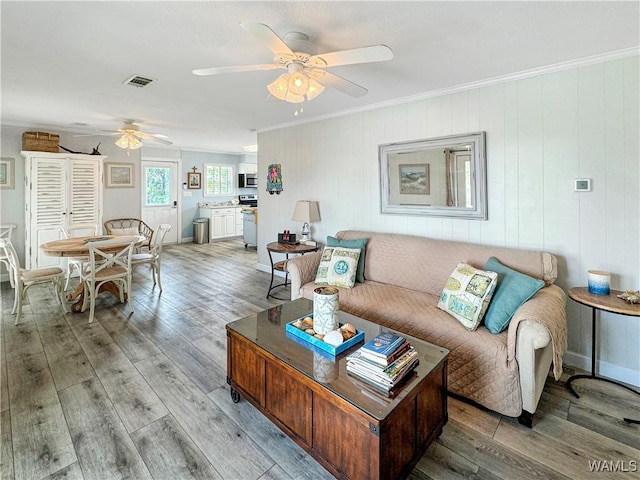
258,55,639,385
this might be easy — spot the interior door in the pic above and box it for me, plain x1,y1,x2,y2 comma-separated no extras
141,160,179,244
28,157,66,269
69,159,102,227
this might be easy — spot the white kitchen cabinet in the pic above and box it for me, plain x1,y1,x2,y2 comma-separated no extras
200,207,243,240
238,163,258,174
22,151,106,269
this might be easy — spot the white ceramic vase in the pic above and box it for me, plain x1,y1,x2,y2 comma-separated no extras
313,286,339,334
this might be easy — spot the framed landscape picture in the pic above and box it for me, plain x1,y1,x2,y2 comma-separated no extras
105,162,134,188
399,164,429,195
0,158,15,189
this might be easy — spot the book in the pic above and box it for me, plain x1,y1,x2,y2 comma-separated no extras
347,360,419,391
361,332,407,359
359,340,410,366
347,362,419,395
346,347,419,386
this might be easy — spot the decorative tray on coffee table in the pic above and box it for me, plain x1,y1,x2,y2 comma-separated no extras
285,314,365,357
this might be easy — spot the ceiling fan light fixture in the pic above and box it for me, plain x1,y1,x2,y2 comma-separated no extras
129,136,143,150
267,74,289,101
287,71,309,95
284,91,304,103
305,78,325,100
115,133,142,150
267,71,320,105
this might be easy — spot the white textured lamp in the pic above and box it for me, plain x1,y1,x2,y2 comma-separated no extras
291,201,320,241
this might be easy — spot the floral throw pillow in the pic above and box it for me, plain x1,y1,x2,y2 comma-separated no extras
315,246,361,288
437,263,498,331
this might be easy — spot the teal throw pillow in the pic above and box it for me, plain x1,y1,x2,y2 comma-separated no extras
482,257,545,334
327,236,368,283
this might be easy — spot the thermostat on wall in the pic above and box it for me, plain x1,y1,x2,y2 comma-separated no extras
574,178,591,192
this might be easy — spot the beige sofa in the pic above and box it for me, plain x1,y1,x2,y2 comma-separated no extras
286,230,567,426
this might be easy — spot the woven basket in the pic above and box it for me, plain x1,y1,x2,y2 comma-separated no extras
22,131,60,153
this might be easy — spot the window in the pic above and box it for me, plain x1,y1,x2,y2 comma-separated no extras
204,164,234,196
145,166,172,206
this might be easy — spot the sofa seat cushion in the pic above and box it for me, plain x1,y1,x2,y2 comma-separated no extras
300,280,522,417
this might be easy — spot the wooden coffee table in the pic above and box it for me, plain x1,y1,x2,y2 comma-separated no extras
226,299,449,480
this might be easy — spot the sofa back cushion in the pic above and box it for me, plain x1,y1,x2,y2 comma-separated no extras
335,230,556,296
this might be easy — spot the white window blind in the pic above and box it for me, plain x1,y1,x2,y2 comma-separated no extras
204,164,234,196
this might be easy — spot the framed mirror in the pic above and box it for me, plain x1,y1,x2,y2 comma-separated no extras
379,132,487,219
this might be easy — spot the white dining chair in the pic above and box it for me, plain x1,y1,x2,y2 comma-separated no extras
0,238,65,325
131,223,171,292
0,224,17,287
60,223,101,290
80,236,138,323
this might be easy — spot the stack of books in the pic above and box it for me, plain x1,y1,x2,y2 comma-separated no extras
346,332,419,394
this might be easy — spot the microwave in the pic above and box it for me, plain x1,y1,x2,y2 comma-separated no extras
238,173,258,188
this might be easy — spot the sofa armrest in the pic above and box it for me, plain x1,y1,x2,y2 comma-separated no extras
286,252,322,300
509,284,567,416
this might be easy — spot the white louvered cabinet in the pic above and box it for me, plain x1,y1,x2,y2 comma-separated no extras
21,151,106,269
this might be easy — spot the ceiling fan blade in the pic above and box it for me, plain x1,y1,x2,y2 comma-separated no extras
240,22,295,57
73,131,120,137
193,64,281,76
310,45,393,68
148,137,173,146
311,70,368,98
135,131,173,145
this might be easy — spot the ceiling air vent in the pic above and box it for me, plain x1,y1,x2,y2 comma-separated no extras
123,75,155,88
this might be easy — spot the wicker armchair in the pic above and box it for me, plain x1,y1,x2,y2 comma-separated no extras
103,218,154,251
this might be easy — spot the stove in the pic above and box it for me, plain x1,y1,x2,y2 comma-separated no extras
238,194,257,208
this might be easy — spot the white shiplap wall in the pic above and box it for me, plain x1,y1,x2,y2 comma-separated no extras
257,55,639,385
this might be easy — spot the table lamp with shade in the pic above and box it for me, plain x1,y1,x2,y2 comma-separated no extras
292,201,320,241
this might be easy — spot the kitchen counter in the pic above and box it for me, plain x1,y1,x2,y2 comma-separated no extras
199,203,240,209
198,206,244,240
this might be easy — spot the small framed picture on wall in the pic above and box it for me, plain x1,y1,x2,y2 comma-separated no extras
105,163,134,188
0,158,15,189
187,172,202,189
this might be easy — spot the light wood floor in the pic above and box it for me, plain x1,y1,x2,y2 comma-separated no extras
1,239,638,480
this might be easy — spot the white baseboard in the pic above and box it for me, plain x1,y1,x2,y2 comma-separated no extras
564,350,640,387
182,237,193,243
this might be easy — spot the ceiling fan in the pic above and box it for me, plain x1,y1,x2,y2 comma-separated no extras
193,22,393,107
76,120,172,150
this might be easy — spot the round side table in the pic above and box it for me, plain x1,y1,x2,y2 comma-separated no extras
566,287,640,424
266,242,319,299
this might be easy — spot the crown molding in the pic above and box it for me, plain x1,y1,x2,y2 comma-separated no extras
259,47,640,134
